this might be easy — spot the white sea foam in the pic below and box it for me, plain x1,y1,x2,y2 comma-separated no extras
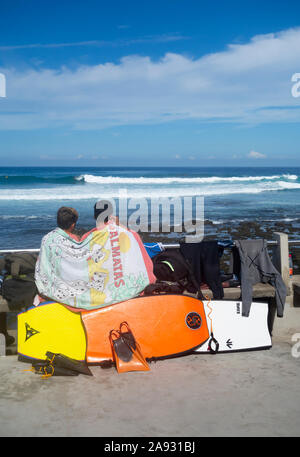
277,181,300,189
75,173,298,185
0,215,31,219
209,217,299,224
0,214,52,219
283,174,298,180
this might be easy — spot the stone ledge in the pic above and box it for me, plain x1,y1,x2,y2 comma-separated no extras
0,283,277,313
199,283,275,300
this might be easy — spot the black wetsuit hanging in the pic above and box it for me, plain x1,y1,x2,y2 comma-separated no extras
180,241,224,300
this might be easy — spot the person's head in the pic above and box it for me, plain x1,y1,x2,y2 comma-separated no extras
57,207,78,232
94,201,113,225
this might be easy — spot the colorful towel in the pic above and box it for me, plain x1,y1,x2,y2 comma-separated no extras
35,222,155,310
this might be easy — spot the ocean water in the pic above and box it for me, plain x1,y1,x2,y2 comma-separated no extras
1,166,300,249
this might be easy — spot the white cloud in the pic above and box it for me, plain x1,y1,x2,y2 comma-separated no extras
91,154,108,160
0,34,187,51
39,154,57,160
0,41,101,50
1,27,300,130
248,150,267,159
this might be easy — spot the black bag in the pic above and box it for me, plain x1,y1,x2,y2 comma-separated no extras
143,281,184,295
1,253,38,310
3,253,38,278
2,275,38,310
152,250,199,293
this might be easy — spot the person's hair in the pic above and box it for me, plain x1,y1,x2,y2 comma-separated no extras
57,207,78,230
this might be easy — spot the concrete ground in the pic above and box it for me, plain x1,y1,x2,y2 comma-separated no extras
0,304,300,437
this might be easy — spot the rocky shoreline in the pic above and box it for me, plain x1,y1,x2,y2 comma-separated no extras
140,219,300,274
141,218,300,242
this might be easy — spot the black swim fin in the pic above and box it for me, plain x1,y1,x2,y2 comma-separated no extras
32,361,79,377
45,351,93,376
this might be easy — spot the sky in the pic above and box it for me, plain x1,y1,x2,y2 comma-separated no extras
0,0,300,167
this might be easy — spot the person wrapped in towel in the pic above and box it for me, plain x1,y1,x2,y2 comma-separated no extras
35,206,156,310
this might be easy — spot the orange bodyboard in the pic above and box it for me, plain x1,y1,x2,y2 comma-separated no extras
82,295,209,363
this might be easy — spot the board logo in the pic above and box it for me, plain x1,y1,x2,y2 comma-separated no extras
226,338,233,349
236,302,241,314
186,312,202,330
25,322,40,341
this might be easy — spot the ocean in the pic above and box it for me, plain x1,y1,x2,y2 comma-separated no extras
1,166,300,250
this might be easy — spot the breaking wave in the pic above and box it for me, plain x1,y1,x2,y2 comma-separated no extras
76,173,298,185
1,178,300,200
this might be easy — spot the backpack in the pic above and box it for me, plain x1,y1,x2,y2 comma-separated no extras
2,275,38,310
3,253,38,277
152,250,199,294
143,281,184,295
1,253,38,310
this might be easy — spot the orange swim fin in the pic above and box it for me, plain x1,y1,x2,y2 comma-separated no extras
109,322,150,373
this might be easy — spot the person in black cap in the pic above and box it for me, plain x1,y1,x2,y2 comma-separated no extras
94,201,119,228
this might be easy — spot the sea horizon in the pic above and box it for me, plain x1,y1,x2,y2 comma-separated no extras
2,165,300,168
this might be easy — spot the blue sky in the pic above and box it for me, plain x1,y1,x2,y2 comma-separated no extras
0,0,300,167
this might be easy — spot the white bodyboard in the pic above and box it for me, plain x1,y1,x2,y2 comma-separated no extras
195,300,272,353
